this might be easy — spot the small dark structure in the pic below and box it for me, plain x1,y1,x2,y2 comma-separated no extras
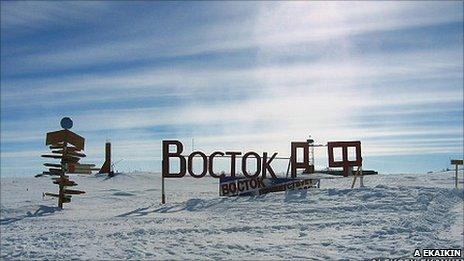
99,142,112,176
98,141,121,177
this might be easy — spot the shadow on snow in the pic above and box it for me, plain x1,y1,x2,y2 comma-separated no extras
0,205,60,225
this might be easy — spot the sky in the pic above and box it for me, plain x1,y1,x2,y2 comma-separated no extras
1,1,463,177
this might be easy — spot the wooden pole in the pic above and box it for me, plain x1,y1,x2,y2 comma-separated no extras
58,141,67,209
351,166,362,189
161,160,166,204
351,167,357,189
286,157,291,178
359,166,364,187
161,176,166,204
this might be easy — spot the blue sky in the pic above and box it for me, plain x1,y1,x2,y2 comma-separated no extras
1,1,463,176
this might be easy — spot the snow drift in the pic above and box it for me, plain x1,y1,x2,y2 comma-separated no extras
1,171,463,260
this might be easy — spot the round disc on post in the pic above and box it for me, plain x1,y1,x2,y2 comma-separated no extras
60,117,73,130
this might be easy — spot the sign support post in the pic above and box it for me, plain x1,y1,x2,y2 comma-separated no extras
451,159,463,189
162,174,166,204
57,140,67,209
161,160,166,204
351,165,363,189
455,164,458,188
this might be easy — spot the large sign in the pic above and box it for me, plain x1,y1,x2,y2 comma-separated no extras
162,140,312,179
160,139,363,204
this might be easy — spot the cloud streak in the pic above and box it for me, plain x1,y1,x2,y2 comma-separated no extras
1,2,462,175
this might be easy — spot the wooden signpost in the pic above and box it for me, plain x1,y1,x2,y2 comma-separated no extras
39,117,95,209
451,159,463,188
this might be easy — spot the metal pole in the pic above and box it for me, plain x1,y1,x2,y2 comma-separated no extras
311,146,314,168
162,176,166,204
351,168,357,189
286,157,291,178
360,166,364,187
455,164,458,189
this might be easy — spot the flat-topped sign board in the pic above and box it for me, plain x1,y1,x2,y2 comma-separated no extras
46,129,85,151
451,159,463,165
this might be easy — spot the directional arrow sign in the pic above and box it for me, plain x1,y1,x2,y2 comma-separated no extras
68,163,94,174
63,189,85,195
44,192,72,199
44,163,62,168
49,143,64,149
42,171,61,176
44,192,60,197
41,154,63,159
51,176,69,181
48,168,63,174
69,170,92,174
67,151,86,157
53,180,77,186
62,156,81,164
52,150,86,157
71,163,95,168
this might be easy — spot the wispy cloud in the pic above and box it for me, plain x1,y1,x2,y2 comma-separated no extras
1,2,462,175
2,2,462,74
0,1,109,32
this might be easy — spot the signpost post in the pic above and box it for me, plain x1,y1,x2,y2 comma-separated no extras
161,158,166,204
450,159,463,188
39,117,95,209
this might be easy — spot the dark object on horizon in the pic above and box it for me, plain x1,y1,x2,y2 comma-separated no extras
99,142,111,175
99,141,121,177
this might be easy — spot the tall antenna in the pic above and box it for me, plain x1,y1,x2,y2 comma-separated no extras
307,134,315,170
192,137,195,152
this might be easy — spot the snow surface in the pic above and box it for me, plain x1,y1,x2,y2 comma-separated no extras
1,171,463,260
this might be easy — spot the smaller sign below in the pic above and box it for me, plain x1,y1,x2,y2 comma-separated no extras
44,163,62,168
219,176,319,197
451,159,463,165
51,150,86,157
41,171,61,176
68,163,95,174
53,180,77,186
63,189,85,195
44,192,60,197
